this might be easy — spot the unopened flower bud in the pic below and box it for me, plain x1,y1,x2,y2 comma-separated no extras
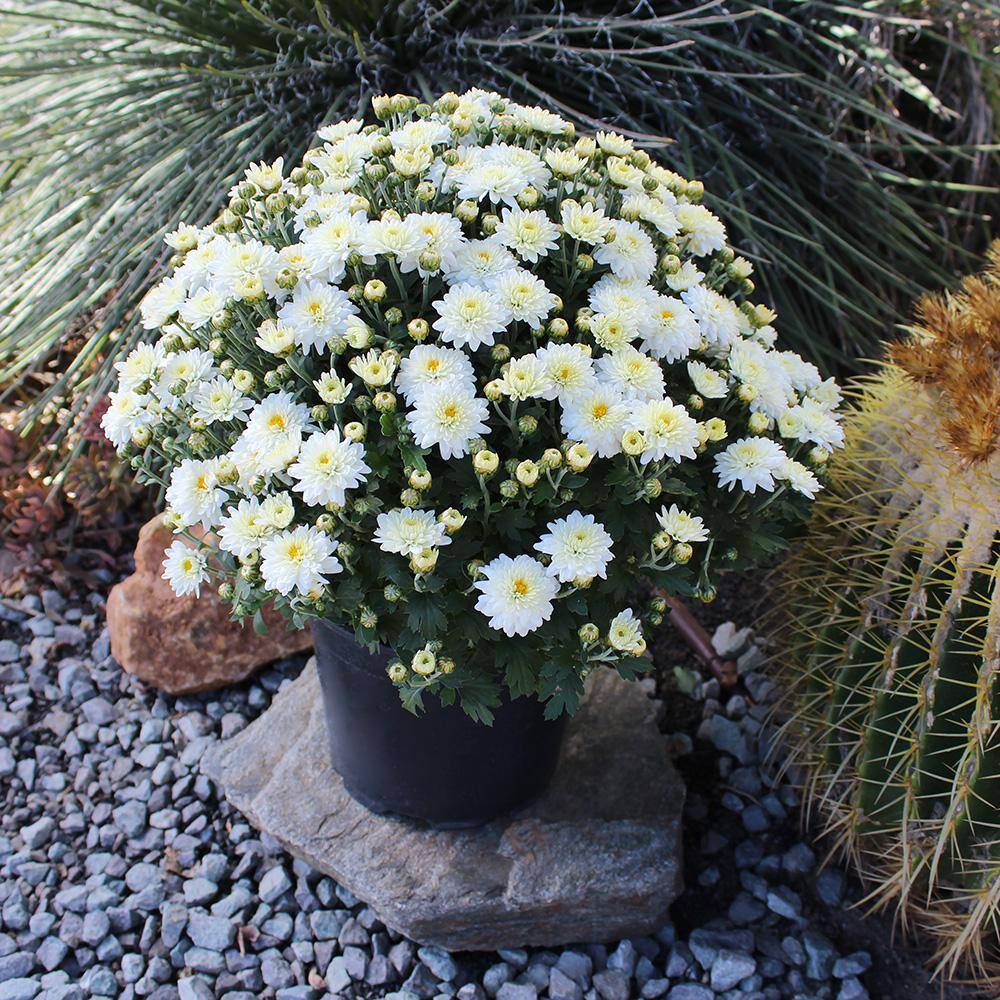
579,622,600,644
621,429,645,456
455,199,478,223
499,479,520,499
400,487,421,507
407,318,429,341
671,542,694,565
131,426,151,448
653,530,672,552
644,478,662,499
810,447,830,465
515,460,539,487
316,514,336,533
516,186,539,208
575,253,594,272
410,548,438,574
211,309,233,331
491,343,511,363
438,656,455,675
517,415,538,436
363,279,386,302
540,448,562,469
384,306,403,326
373,391,397,412
384,583,403,603
415,181,436,202
703,417,727,442
484,379,504,401
738,383,757,404
409,469,432,490
344,421,365,442
387,661,408,682
748,411,770,434
417,249,441,272
547,317,569,339
439,508,465,533
566,442,593,471
687,394,704,412
473,450,499,476
481,213,500,235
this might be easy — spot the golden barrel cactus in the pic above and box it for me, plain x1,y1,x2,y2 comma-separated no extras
773,246,1000,984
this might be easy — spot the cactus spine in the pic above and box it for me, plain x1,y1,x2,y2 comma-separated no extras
774,249,1000,986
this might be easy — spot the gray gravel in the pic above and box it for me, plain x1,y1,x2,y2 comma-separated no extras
0,586,890,1000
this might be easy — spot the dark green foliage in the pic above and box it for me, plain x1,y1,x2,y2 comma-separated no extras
1,0,995,458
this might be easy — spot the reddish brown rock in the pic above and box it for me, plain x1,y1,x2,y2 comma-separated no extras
107,517,311,694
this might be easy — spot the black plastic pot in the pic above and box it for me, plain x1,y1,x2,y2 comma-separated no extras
311,619,567,828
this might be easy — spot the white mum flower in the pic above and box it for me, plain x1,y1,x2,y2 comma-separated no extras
534,342,596,401
596,345,665,401
255,320,296,356
261,491,296,529
560,199,614,244
287,428,370,508
608,608,644,653
495,207,560,263
728,341,791,418
544,148,586,177
406,212,466,273
682,285,741,348
687,361,729,400
513,104,571,135
628,398,699,464
656,503,709,543
115,343,167,392
348,349,397,387
373,508,451,558
785,399,845,450
300,213,364,282
165,458,227,528
499,354,554,401
406,383,490,459
560,383,629,458
663,260,704,293
162,541,209,598
101,389,153,448
389,118,452,151
231,430,301,484
473,554,559,637
359,215,426,266
218,498,274,559
314,371,353,405
714,436,788,493
621,194,680,238
191,376,253,425
277,280,359,353
174,235,229,290
594,220,656,281
432,283,509,350
489,269,558,329
396,344,475,404
588,275,656,339
807,377,843,412
452,155,523,206
315,118,363,143
139,277,186,330
292,190,356,231
677,203,727,257
179,287,224,329
260,526,343,596
596,131,634,156
244,157,284,193
535,511,614,582
778,458,822,499
641,295,701,362
155,349,216,405
446,237,518,286
208,238,281,299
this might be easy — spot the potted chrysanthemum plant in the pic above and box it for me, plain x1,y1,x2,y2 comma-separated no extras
105,89,842,826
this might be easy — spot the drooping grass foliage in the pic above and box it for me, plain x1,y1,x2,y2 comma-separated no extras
771,247,1000,986
0,0,996,464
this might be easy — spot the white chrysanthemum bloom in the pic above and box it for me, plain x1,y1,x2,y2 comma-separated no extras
628,398,700,464
208,238,281,299
534,342,596,401
606,156,647,193
396,344,475,404
314,371,353,405
452,156,524,206
561,383,630,457
315,118,363,143
261,491,296,528
491,144,549,192
446,237,518,286
663,260,704,293
174,234,229,290
165,458,227,528
164,223,201,252
535,511,614,582
682,285,742,348
311,138,370,191
608,608,644,653
277,280,359,353
677,203,727,257
560,199,614,244
115,343,167,392
155,349,216,404
243,392,312,455
495,207,560,263
300,213,364,282
778,458,822,499
596,131,634,156
244,157,284,193
162,541,209,597
499,354,554,401
139,277,186,330
432,283,509,350
101,389,153,447
590,313,635,353
785,398,846,450
406,212,466,274
473,554,560,637
292,190,356,231
807,377,843,412
714,436,788,493
287,428,371,507
192,376,253,425
406,383,490,459
687,361,729,400
255,320,295,356
179,287,224,329
544,148,586,177
348,349,397,387
728,341,791,418
373,508,451,558
489,269,558,329
389,146,434,179
389,118,452,151
596,346,665,401
641,295,701,362
588,275,656,339
514,104,571,135
231,431,301,485
218,498,274,558
594,220,657,281
773,350,823,394
657,503,709,543
621,194,680,237
260,525,343,596
359,215,426,266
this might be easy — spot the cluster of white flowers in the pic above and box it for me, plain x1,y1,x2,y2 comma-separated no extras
105,89,842,710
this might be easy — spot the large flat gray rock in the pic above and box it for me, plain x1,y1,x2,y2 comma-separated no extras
203,661,684,951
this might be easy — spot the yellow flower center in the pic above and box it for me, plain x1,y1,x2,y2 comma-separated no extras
512,578,530,597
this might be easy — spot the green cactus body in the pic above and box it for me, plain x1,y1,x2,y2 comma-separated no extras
775,367,1000,984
